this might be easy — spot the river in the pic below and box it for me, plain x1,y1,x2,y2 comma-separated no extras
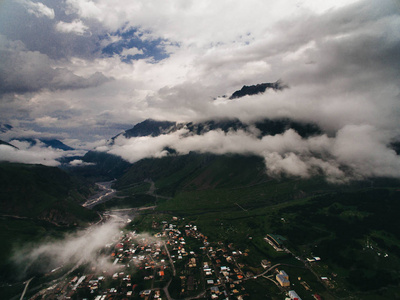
82,180,117,209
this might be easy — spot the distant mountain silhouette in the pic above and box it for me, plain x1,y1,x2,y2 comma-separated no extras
16,138,74,151
0,139,18,149
229,80,287,99
123,119,177,138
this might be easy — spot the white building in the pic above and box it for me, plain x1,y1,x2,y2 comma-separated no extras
288,290,302,300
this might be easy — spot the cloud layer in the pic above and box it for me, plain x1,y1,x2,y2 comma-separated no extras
0,137,88,166
97,125,400,182
0,0,399,179
0,140,65,166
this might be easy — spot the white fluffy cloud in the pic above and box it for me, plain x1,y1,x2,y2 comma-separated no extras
1,0,399,179
69,159,95,166
13,220,123,276
64,0,361,48
17,0,55,19
16,0,395,135
120,47,144,58
0,138,88,166
0,36,110,94
56,19,90,35
99,124,400,182
0,141,63,166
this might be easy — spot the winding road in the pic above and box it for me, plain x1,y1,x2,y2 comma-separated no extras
82,181,116,209
19,277,34,300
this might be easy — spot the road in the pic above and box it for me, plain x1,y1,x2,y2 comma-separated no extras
162,241,176,300
82,181,117,209
163,241,176,276
146,179,172,202
19,277,34,300
252,263,281,279
106,206,157,213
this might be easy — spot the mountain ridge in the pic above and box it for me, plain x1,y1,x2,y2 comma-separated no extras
0,139,18,149
229,80,287,99
117,117,322,141
15,138,75,151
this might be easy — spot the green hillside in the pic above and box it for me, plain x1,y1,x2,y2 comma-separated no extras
68,150,132,181
115,153,333,209
0,162,100,284
116,153,273,194
112,153,400,298
0,162,97,222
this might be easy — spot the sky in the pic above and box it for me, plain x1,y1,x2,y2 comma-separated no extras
0,0,400,181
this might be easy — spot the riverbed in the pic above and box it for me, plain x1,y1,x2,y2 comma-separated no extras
82,180,117,209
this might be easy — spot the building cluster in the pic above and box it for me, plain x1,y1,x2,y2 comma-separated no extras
161,219,250,299
29,216,328,300
276,268,321,300
31,231,171,300
203,243,250,299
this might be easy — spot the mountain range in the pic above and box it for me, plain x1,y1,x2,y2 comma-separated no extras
77,115,322,182
115,117,321,141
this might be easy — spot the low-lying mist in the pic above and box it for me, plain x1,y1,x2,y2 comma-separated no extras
12,218,126,279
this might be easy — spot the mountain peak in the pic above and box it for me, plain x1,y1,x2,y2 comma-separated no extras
229,80,287,99
123,119,177,139
0,139,18,149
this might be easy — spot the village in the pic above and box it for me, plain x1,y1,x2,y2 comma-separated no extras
31,215,327,300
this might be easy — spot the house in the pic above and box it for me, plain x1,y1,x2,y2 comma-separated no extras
288,290,302,300
279,270,289,279
276,274,290,287
261,259,271,269
140,289,152,297
210,286,219,294
265,234,287,251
